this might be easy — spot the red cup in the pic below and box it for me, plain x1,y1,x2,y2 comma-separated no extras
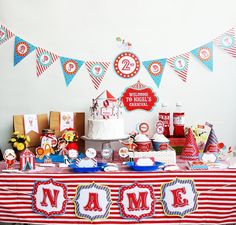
135,141,151,152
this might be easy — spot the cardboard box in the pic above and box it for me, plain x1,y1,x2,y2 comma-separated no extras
13,114,49,149
49,111,85,152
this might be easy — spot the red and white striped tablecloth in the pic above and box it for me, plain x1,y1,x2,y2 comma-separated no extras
0,169,236,225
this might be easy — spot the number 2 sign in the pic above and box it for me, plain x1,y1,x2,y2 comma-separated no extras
114,52,140,78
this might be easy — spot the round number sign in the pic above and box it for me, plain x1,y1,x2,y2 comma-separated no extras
198,48,211,61
156,121,164,134
114,52,140,78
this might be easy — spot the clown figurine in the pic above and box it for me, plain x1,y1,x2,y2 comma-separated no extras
3,149,16,170
119,135,137,161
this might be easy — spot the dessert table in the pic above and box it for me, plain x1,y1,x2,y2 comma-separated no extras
0,160,236,225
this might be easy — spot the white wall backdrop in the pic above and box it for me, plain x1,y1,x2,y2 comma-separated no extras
0,0,236,151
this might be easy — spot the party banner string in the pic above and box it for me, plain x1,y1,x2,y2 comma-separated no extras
0,24,236,89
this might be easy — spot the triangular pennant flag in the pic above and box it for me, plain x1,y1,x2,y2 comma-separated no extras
0,25,14,46
36,47,59,76
14,36,36,66
167,53,190,82
142,58,166,87
204,124,219,153
191,42,213,71
85,61,110,89
60,57,84,86
214,28,236,58
181,128,199,160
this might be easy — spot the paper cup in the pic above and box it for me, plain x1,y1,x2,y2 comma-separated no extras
135,141,151,152
152,140,169,151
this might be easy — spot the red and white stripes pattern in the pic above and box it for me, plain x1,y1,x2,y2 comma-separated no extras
167,53,190,82
85,62,110,90
36,47,59,76
1,170,236,225
0,25,14,45
214,28,236,58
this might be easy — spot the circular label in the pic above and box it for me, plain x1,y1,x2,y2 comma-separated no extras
174,57,187,71
16,42,30,57
156,121,164,134
148,61,163,76
101,148,113,159
119,147,129,158
221,34,234,48
114,52,140,78
85,148,97,159
91,64,105,77
38,52,52,67
198,48,211,61
0,27,7,43
64,60,78,75
139,122,149,133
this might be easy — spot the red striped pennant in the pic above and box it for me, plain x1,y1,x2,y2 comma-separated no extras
85,61,110,90
0,25,14,46
167,52,190,82
36,47,59,77
214,28,236,58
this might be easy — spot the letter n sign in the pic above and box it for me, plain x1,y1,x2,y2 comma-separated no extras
32,178,68,217
160,178,198,217
118,182,155,221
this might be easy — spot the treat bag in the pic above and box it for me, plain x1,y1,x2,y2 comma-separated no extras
13,114,49,152
49,111,85,152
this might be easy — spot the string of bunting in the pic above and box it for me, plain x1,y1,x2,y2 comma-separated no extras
0,24,236,89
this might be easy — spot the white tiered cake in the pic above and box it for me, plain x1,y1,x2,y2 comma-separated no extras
87,90,126,140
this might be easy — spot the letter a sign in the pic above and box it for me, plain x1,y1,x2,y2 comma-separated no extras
74,183,112,221
118,182,155,221
160,178,198,217
32,178,68,217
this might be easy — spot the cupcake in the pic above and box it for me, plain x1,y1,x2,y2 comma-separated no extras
152,133,169,151
134,134,151,152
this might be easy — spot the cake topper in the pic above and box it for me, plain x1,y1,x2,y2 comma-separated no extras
156,121,165,134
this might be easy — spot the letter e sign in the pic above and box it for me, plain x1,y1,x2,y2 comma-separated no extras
160,178,198,217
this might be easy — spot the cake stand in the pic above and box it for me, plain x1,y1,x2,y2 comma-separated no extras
81,135,129,162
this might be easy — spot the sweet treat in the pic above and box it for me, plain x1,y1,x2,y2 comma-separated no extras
129,148,176,165
87,90,125,139
76,158,97,168
134,133,151,152
188,161,208,170
152,133,169,151
134,157,155,166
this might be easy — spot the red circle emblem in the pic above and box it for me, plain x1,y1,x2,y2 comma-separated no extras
16,42,30,57
114,52,140,78
63,60,78,75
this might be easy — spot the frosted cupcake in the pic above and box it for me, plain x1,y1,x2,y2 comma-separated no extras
134,134,151,152
152,133,169,151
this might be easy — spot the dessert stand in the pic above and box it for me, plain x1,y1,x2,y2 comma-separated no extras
81,135,129,162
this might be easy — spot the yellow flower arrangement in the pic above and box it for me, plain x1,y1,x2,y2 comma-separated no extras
9,131,31,151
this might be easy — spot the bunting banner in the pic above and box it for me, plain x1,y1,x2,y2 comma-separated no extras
36,47,59,77
0,25,14,46
142,58,167,87
60,57,84,86
167,53,190,82
191,42,213,71
85,61,110,90
0,24,235,88
214,28,236,58
14,36,36,66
